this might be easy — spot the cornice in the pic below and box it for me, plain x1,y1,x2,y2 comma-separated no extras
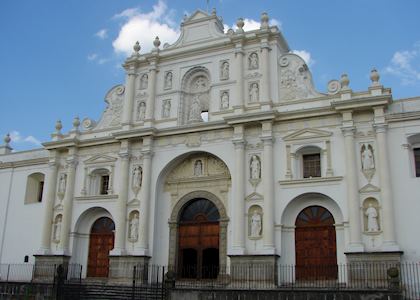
0,157,49,169
278,176,343,186
224,110,277,125
331,94,392,111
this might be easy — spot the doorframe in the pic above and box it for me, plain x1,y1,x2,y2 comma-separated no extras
168,191,229,270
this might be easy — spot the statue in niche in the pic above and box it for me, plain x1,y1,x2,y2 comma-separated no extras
221,92,229,109
132,166,142,190
365,203,379,232
194,77,207,92
58,173,67,195
162,100,171,118
53,216,62,242
137,102,146,121
250,155,261,179
249,83,259,102
140,74,148,90
249,52,259,70
164,72,173,89
250,210,262,237
220,61,229,80
189,96,202,121
129,213,139,241
194,160,203,176
361,144,375,170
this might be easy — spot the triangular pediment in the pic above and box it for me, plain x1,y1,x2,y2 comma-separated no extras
186,10,210,22
283,128,332,141
84,154,117,165
359,183,381,193
245,192,264,202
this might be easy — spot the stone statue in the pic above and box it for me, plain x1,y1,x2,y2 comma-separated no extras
221,92,229,109
54,216,62,242
164,72,172,89
132,166,142,190
365,204,379,232
361,144,375,170
129,213,139,241
140,74,148,90
194,77,207,92
250,210,262,237
221,61,229,80
194,160,203,176
249,83,259,102
250,155,261,179
249,52,259,69
138,102,146,121
189,97,201,121
58,174,66,195
163,100,171,118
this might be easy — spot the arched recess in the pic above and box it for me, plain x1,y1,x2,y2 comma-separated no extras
280,193,344,267
24,172,45,204
168,190,229,271
179,66,211,125
71,207,114,278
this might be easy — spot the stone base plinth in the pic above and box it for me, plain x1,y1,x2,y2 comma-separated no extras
33,255,71,282
109,255,151,282
345,251,403,287
229,255,279,286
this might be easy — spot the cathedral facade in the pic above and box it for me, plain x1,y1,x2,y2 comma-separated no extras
1,10,420,280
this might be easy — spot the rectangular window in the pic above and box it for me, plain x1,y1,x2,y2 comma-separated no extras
415,148,420,177
100,175,109,195
303,154,321,178
37,181,44,202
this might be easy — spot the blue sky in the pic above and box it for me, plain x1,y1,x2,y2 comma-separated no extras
1,0,419,151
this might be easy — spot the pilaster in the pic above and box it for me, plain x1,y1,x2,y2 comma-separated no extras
145,60,158,126
121,67,137,129
259,37,271,106
233,42,245,113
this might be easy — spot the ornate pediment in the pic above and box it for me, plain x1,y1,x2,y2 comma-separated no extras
84,154,117,165
359,183,381,194
245,192,264,202
283,128,332,141
93,85,125,130
127,199,140,207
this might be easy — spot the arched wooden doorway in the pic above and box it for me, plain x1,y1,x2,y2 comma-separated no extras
87,217,115,277
178,198,220,279
295,206,337,279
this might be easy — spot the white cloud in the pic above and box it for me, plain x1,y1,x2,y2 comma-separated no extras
292,50,314,67
8,131,41,147
229,18,282,32
87,53,98,61
112,0,179,56
95,29,108,40
384,42,420,85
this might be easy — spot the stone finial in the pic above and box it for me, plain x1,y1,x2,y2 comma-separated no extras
260,12,269,29
211,8,216,16
236,18,245,33
72,116,80,130
0,133,12,154
133,41,141,54
340,73,350,90
55,120,63,134
4,133,11,146
370,68,380,86
153,36,161,49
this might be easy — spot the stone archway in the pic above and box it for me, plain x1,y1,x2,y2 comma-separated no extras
168,190,228,270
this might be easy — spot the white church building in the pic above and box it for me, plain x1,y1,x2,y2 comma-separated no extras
1,9,419,280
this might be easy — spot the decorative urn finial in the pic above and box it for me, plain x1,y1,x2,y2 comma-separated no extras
236,18,245,33
260,12,269,29
72,116,80,130
55,120,63,133
153,36,161,49
133,41,141,54
4,133,11,145
370,68,380,86
211,8,216,16
340,73,350,90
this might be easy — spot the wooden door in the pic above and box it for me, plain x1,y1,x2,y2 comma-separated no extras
295,206,337,280
178,199,220,279
87,217,115,277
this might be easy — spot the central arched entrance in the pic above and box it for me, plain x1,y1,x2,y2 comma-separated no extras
87,217,115,277
178,198,220,279
295,206,337,279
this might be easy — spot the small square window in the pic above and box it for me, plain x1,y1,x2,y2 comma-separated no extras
414,148,420,177
303,154,321,178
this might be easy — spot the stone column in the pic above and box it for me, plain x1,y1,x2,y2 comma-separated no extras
112,140,130,255
374,124,399,250
261,122,275,251
122,67,137,127
58,148,78,254
137,137,153,254
260,38,271,105
341,126,364,252
325,140,334,176
145,62,157,123
231,125,245,254
285,145,292,179
39,151,59,253
234,43,244,112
